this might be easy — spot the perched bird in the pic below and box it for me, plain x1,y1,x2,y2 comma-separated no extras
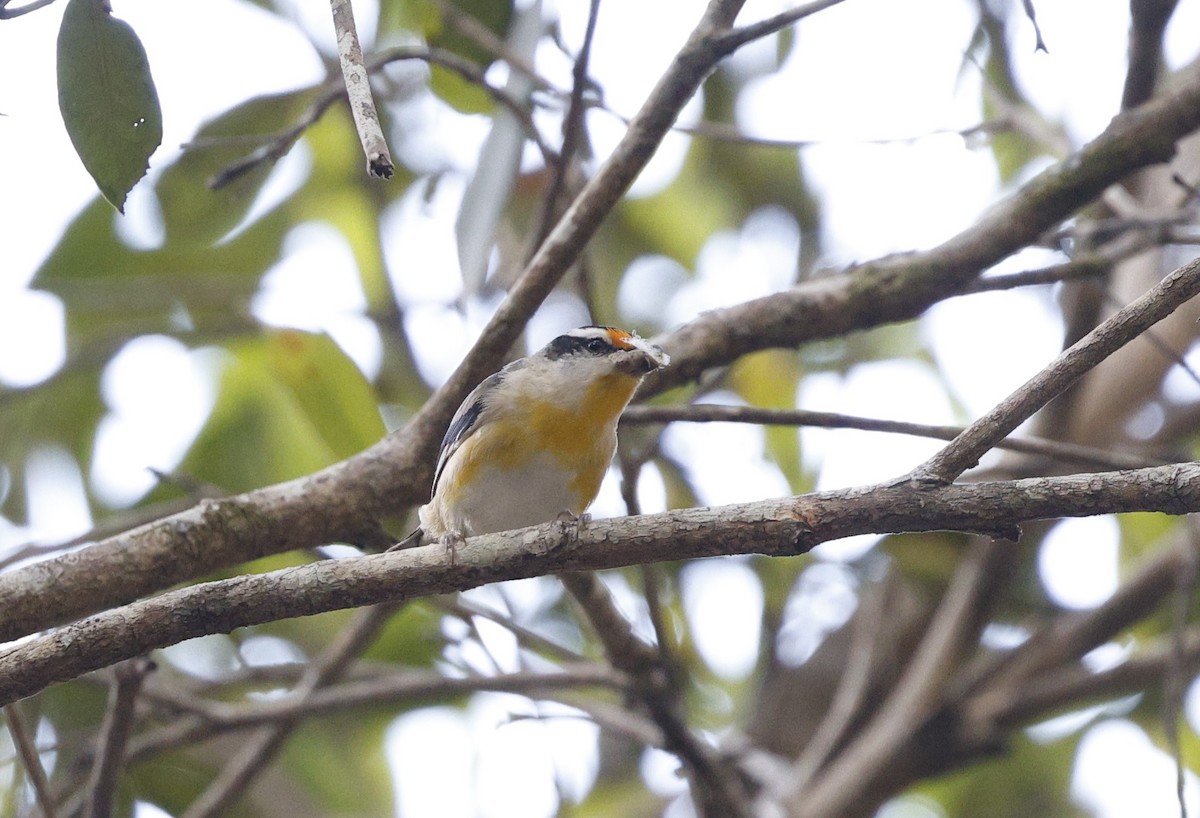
415,325,669,544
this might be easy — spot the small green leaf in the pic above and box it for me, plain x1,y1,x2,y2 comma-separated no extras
57,0,163,212
157,89,317,247
180,331,385,492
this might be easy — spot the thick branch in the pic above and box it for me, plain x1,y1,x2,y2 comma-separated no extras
645,57,1200,395
0,0,752,645
2,462,1200,706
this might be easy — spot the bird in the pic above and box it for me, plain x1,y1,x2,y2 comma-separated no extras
412,325,669,546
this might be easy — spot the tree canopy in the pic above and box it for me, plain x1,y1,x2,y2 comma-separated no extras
4,0,1200,816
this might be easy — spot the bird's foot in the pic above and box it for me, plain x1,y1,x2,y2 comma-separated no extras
439,530,467,565
552,510,590,549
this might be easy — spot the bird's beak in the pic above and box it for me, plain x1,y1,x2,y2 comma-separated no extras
618,342,670,376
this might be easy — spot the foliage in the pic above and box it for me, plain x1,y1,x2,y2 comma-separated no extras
3,0,1200,817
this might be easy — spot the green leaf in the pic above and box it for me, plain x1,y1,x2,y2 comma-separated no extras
181,331,385,492
157,89,317,247
57,0,163,213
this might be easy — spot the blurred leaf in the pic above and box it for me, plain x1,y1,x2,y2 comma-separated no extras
281,714,394,814
157,89,318,247
920,733,1087,818
56,0,162,212
34,196,292,348
1117,512,1177,573
361,602,444,665
181,331,384,492
0,368,104,523
728,350,805,491
380,0,513,68
430,64,496,113
885,532,970,590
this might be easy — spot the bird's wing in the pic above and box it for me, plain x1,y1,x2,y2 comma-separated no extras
429,370,506,498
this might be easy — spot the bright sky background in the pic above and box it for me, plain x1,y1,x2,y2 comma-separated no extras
4,0,1200,815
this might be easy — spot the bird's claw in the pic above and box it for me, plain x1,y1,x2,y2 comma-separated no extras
552,510,590,549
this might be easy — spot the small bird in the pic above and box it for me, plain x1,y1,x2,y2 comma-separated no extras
415,325,669,544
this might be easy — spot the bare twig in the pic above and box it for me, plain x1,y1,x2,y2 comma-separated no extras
181,603,401,818
0,0,55,19
127,664,625,761
1021,0,1048,52
560,571,754,818
3,703,57,818
622,404,1169,471
909,254,1200,485
788,540,1007,818
6,462,1200,707
531,0,601,251
1165,520,1196,818
963,531,1200,731
435,596,590,665
330,0,393,177
779,566,897,797
84,659,154,818
714,0,853,52
207,45,557,189
990,628,1200,729
1122,0,1180,109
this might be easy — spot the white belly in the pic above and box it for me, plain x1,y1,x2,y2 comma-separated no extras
421,451,590,538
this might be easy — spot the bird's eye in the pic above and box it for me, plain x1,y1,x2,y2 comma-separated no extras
585,338,608,353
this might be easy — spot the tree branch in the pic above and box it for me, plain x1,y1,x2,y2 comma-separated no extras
127,664,625,762
0,0,756,646
560,572,753,818
910,253,1200,484
180,603,401,818
329,0,393,177
84,659,153,818
644,57,1200,395
621,404,1170,471
3,702,56,818
3,462,1200,706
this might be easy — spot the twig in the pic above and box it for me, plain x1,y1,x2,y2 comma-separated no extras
909,254,1200,485
963,531,1200,731
1122,0,1180,110
559,571,754,818
0,0,55,19
329,0,393,178
180,603,401,818
434,596,590,665
530,0,601,252
3,703,57,818
207,45,557,190
778,565,897,797
126,664,625,761
84,659,154,818
621,404,1169,471
1165,519,1196,818
1021,0,1048,52
434,0,550,91
713,0,853,52
7,462,1200,707
990,628,1200,728
787,539,1006,818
